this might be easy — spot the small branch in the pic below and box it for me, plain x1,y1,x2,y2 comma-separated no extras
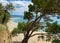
29,28,35,37
30,33,46,37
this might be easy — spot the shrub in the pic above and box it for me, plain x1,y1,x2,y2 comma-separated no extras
52,40,60,43
11,22,27,35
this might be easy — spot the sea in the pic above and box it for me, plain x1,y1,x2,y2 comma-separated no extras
11,15,28,23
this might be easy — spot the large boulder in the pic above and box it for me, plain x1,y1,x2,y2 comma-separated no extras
0,24,12,43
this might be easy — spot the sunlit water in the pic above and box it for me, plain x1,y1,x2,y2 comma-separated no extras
11,16,28,23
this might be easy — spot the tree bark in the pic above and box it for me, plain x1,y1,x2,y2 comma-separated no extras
21,26,31,43
21,14,43,43
21,36,30,43
21,31,30,43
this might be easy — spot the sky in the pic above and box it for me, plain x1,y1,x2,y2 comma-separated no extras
0,0,32,15
0,0,60,24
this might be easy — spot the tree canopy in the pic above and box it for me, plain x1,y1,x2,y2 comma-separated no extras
24,11,33,22
0,3,10,24
0,3,14,24
11,0,60,43
46,21,60,34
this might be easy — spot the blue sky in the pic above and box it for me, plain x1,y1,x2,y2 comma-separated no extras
0,0,32,15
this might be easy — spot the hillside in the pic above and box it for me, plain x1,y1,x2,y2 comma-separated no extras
0,24,12,43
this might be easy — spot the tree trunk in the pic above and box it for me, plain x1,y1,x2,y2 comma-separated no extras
2,10,7,24
21,15,42,43
21,28,30,43
21,36,30,43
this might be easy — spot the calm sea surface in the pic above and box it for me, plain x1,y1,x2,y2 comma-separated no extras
11,15,28,23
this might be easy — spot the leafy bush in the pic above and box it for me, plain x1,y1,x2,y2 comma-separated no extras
0,6,10,24
45,22,60,34
11,22,27,35
0,3,14,24
0,11,11,24
11,28,20,35
52,40,60,43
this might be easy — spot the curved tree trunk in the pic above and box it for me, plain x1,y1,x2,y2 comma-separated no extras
21,36,30,43
21,15,42,43
21,27,30,43
21,31,30,43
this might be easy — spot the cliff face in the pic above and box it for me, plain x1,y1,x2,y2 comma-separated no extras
0,24,12,43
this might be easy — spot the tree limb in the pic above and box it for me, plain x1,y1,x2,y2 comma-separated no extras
30,32,46,37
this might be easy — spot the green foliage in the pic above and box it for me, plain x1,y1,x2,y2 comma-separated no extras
45,22,60,34
24,11,33,21
25,0,60,23
11,22,27,35
28,4,35,12
5,3,14,11
52,40,60,43
0,3,14,24
20,0,60,43
31,0,60,14
11,28,20,35
0,10,10,24
31,0,60,21
17,22,27,32
2,3,14,24
4,12,10,23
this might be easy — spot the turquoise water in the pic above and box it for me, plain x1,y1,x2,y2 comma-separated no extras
11,17,28,23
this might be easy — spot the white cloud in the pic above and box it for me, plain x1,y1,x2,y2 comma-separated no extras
0,0,32,15
0,0,8,5
10,1,32,12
